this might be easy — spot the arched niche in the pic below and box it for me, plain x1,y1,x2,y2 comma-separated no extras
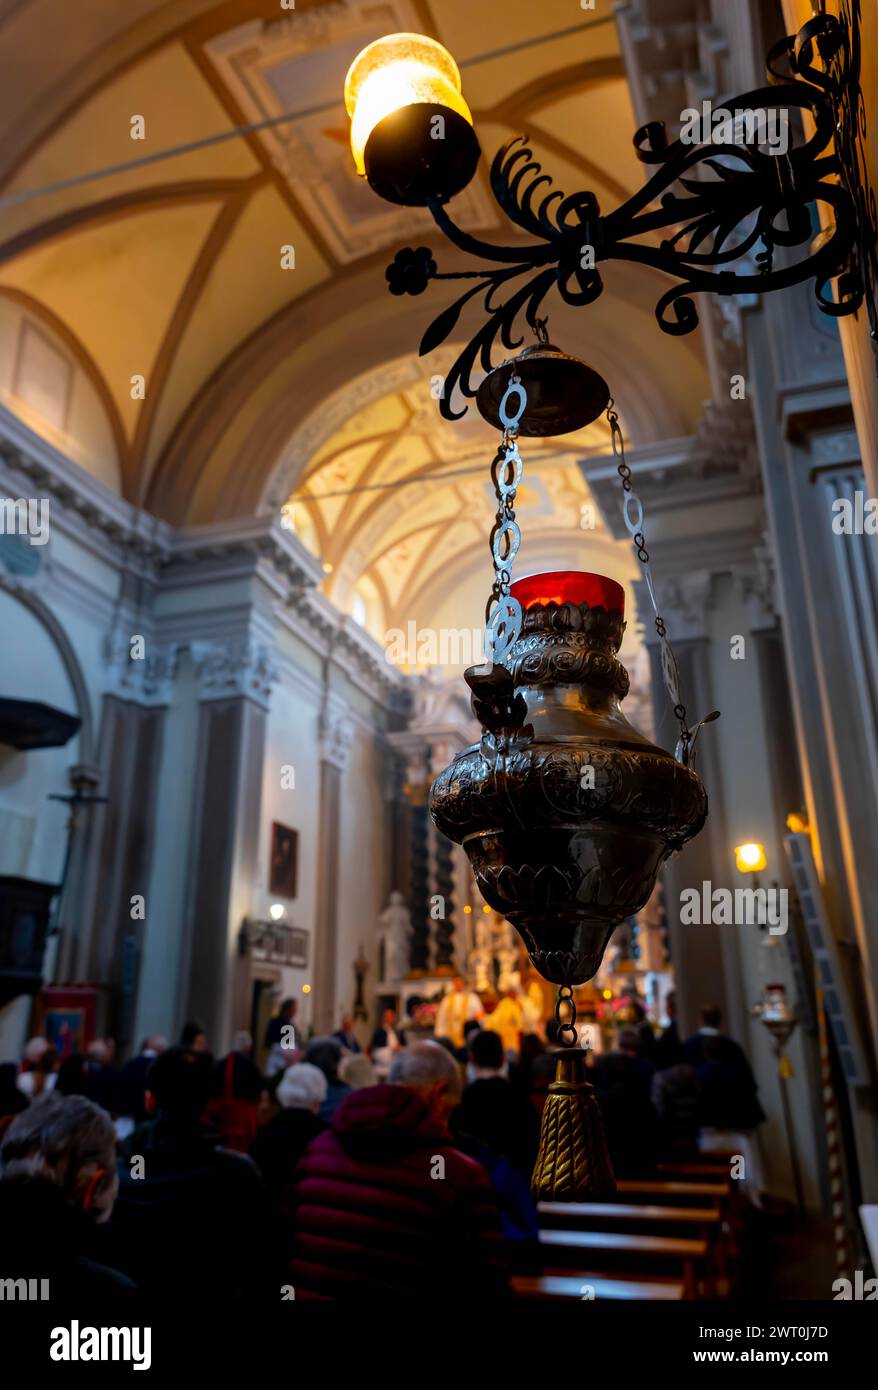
0,583,94,883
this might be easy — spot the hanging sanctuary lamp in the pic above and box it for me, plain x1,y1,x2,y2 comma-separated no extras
342,12,876,1198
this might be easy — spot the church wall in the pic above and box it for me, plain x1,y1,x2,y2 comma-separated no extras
132,654,201,1047
335,718,389,1038
705,575,823,1208
258,662,322,1037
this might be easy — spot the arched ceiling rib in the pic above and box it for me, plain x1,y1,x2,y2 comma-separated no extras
0,0,711,580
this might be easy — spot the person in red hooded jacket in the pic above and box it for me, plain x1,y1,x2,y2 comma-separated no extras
285,1039,509,1299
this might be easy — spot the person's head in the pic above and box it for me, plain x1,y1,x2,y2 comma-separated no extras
231,1030,252,1055
54,1054,86,1097
304,1037,343,1085
339,1053,377,1090
701,1004,722,1030
468,1027,505,1074
142,1034,167,1056
280,999,297,1022
275,1062,328,1115
0,1092,119,1223
389,1041,461,1124
616,1026,641,1056
463,1020,482,1046
339,1013,354,1033
452,975,464,994
381,1008,396,1028
86,1039,111,1066
180,1020,208,1052
144,1046,213,1122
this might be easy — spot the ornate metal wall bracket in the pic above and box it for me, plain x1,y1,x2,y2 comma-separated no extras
385,0,877,420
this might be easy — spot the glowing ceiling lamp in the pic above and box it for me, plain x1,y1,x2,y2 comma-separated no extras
344,32,479,206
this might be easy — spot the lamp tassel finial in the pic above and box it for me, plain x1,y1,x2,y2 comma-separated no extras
531,1048,615,1201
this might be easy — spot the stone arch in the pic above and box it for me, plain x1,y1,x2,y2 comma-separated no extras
0,575,95,764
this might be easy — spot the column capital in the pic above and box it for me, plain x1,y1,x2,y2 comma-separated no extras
735,535,779,632
318,709,355,771
192,637,277,710
103,627,180,706
633,570,714,643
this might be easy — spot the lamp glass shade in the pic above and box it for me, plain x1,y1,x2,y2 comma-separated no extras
344,33,478,205
344,33,472,173
734,842,767,873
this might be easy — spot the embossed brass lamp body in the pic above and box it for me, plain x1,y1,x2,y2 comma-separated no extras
429,571,707,985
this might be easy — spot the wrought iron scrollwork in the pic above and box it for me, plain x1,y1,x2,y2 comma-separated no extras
385,0,877,419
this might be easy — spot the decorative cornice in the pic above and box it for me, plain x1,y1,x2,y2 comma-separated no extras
0,404,171,574
582,432,757,544
164,515,324,596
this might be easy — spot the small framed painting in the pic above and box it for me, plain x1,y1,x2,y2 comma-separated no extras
269,822,298,899
32,986,98,1057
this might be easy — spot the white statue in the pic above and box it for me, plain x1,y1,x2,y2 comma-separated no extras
468,918,493,992
496,921,520,992
378,891,412,982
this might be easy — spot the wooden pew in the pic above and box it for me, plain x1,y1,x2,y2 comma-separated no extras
615,1178,730,1204
538,1228,709,1298
539,1200,727,1295
539,1200,721,1235
612,1181,738,1291
657,1160,735,1180
512,1272,685,1301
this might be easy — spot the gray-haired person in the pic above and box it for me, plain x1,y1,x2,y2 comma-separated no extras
250,1061,328,1202
0,1091,133,1297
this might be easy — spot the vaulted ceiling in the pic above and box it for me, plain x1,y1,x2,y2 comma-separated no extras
0,0,711,637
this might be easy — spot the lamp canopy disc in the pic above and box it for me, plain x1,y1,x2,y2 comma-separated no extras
476,345,610,436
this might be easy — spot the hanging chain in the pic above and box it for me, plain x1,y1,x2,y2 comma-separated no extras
484,375,527,663
607,400,695,761
555,984,578,1048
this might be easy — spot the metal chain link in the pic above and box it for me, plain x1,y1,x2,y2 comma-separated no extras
607,400,691,750
484,375,527,662
555,984,578,1048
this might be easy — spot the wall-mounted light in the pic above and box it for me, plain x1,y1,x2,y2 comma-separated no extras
734,842,767,874
344,13,877,425
269,903,286,921
344,32,479,206
302,983,311,994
